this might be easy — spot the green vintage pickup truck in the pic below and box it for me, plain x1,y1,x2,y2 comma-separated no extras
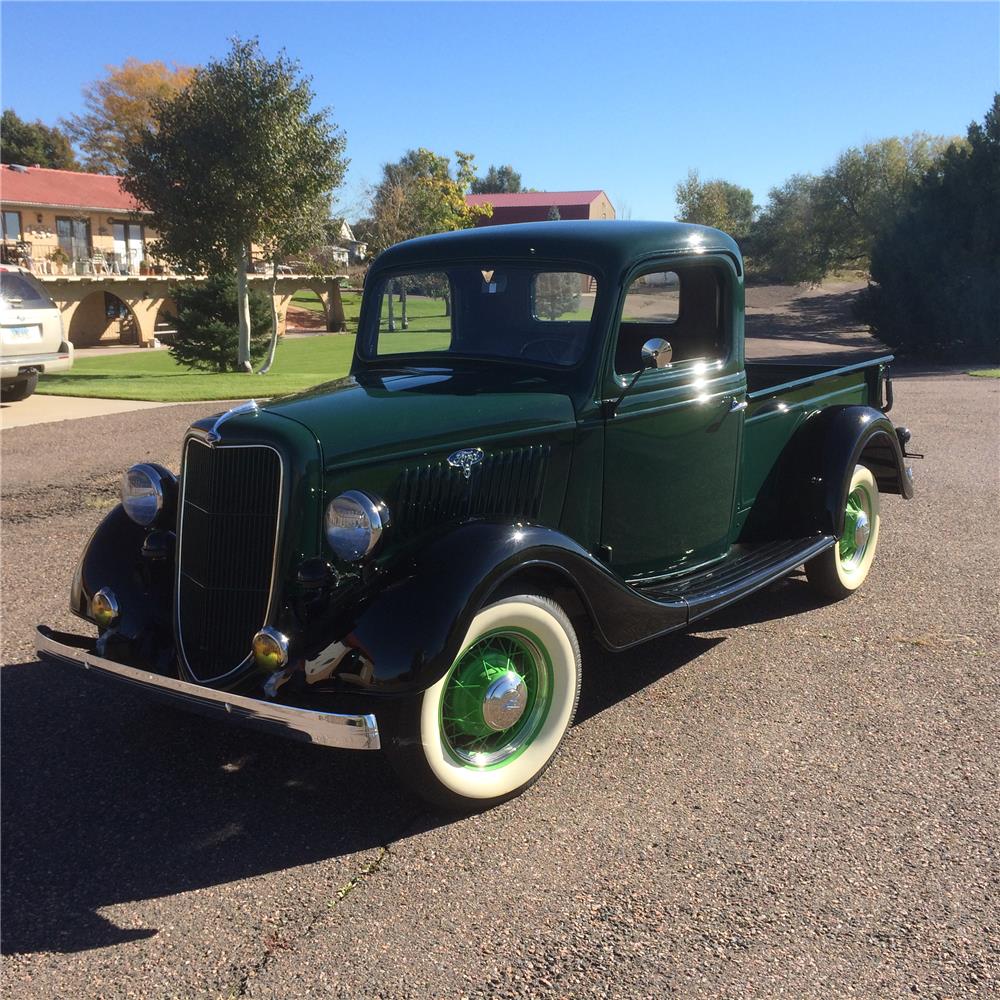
38,221,917,809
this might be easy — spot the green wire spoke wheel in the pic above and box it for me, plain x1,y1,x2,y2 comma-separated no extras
806,464,881,599
389,595,581,810
440,629,552,768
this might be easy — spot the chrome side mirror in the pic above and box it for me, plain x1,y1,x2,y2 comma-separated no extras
641,338,672,370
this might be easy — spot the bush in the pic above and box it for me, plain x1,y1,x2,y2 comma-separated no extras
857,96,1000,362
166,273,271,372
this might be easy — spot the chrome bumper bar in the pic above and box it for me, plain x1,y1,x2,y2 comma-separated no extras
35,626,380,750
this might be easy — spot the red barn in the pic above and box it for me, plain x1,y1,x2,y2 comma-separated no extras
465,190,615,226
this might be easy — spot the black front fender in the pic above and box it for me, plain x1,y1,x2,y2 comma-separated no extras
70,505,175,659
341,521,687,694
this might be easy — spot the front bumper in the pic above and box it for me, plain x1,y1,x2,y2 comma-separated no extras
35,626,381,751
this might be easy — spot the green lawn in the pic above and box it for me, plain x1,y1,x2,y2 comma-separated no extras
291,289,363,320
39,336,362,402
39,303,452,401
968,368,1000,378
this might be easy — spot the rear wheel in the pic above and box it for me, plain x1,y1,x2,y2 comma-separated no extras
387,594,581,811
1,371,38,402
806,464,881,599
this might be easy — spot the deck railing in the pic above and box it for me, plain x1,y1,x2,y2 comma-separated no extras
0,239,175,276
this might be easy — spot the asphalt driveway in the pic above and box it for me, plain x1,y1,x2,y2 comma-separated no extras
1,370,997,999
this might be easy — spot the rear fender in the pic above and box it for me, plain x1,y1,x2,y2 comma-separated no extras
789,405,913,537
340,520,687,694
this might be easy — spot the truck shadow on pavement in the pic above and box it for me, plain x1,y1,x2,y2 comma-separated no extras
0,661,414,956
1,578,828,957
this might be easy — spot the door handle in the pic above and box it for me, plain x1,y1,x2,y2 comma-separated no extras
729,397,748,412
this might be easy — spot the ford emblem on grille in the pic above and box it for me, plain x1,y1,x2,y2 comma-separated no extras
447,447,485,479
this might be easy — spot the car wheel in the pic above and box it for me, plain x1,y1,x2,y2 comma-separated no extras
387,594,581,811
1,371,38,402
806,464,881,599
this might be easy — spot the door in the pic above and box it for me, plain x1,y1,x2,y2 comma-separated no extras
56,217,91,265
112,222,144,273
601,261,745,580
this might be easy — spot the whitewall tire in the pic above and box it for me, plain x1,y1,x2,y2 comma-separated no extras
388,594,581,810
806,464,881,599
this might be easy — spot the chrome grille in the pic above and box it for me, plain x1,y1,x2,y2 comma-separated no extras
177,439,282,681
394,445,550,536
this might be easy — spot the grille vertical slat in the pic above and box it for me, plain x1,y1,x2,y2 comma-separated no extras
394,445,550,537
177,440,282,681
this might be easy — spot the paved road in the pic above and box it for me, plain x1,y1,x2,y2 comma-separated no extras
2,372,997,999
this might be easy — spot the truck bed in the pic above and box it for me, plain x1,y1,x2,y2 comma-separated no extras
736,354,895,536
746,354,894,398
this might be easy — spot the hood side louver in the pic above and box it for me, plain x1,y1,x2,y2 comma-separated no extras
395,445,550,537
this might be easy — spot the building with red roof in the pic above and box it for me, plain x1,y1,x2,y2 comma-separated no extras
1,164,150,274
465,190,615,227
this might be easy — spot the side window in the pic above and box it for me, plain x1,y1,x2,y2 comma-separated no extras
614,266,725,375
621,270,680,325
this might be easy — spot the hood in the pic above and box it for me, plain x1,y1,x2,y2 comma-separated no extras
263,369,577,470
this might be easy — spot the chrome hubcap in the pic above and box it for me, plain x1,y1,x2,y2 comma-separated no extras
481,671,528,731
854,510,870,551
840,485,874,570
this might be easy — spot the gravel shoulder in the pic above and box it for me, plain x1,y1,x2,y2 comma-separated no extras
1,331,997,997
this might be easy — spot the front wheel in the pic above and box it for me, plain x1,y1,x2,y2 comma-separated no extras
806,464,881,599
387,594,581,811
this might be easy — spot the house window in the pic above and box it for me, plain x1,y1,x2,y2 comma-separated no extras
56,216,92,262
2,210,22,241
112,221,144,272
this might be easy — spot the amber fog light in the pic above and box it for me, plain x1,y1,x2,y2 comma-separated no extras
252,627,289,672
91,588,120,628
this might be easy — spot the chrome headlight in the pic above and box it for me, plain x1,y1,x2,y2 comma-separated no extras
325,490,389,562
121,463,175,527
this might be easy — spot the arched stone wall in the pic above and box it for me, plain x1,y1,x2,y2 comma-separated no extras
65,289,141,347
38,273,350,348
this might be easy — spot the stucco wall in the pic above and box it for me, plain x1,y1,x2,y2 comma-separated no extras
1,205,159,273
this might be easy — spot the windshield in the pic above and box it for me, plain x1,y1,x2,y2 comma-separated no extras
0,270,55,311
362,265,598,367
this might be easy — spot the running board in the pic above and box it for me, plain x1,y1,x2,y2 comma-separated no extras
637,535,837,624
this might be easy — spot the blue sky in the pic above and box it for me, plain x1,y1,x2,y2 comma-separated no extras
2,2,997,220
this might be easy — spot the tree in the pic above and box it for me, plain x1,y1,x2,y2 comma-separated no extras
166,273,271,372
749,133,958,282
813,134,957,271
366,147,490,328
470,163,523,194
533,271,580,320
368,148,489,253
858,96,999,360
547,205,561,221
123,38,347,372
675,169,755,239
63,58,195,174
746,174,829,284
1,110,78,169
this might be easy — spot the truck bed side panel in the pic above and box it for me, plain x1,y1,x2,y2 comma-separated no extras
736,358,889,533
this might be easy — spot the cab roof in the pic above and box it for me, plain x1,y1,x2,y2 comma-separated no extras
371,220,743,277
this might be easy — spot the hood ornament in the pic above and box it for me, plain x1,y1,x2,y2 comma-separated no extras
207,399,260,443
448,447,485,479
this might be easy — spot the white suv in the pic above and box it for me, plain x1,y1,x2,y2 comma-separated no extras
1,265,73,401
